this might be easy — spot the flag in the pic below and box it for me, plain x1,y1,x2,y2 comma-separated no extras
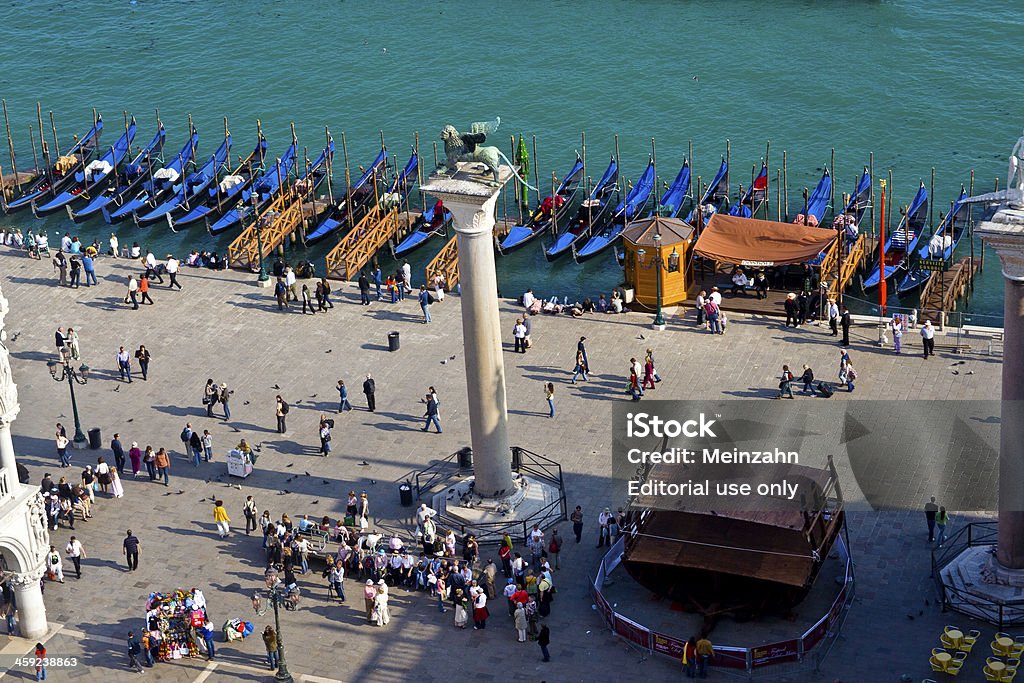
517,135,529,210
878,179,887,315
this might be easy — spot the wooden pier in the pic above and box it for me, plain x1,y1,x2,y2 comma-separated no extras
918,256,981,324
227,188,315,270
425,234,460,291
324,204,409,281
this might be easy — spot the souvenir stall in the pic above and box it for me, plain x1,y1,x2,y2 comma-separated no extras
226,448,254,478
144,588,208,661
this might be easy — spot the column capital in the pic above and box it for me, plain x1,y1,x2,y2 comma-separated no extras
421,163,514,237
977,209,1024,281
6,564,45,587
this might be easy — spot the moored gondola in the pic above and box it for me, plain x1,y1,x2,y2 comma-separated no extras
683,157,729,225
135,132,231,226
207,138,298,236
303,146,388,246
727,161,767,218
544,156,618,261
573,156,655,262
862,181,929,289
104,128,198,223
896,186,969,295
499,154,584,254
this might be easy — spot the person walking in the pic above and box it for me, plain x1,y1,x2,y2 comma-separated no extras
128,442,142,477
65,536,85,579
189,431,203,467
219,383,232,420
337,380,352,413
319,415,333,456
68,256,81,288
110,434,126,474
925,497,939,542
538,623,551,662
56,430,71,468
116,346,132,383
126,631,145,672
301,284,316,315
201,430,213,462
285,266,298,301
512,318,527,353
776,365,795,399
705,297,722,334
921,319,935,358
123,530,141,571
243,495,258,535
683,637,698,678
418,286,431,323
363,374,376,412
840,305,852,346
936,506,951,547
204,379,218,417
422,393,442,433
154,448,170,486
262,626,279,671
143,446,157,481
358,271,371,305
642,355,656,391
784,293,799,328
274,277,288,311
827,298,839,336
166,254,182,289
571,348,588,384
213,500,230,538
275,395,288,433
138,273,154,305
799,365,815,394
134,345,151,380
544,382,555,418
571,505,584,543
34,642,47,680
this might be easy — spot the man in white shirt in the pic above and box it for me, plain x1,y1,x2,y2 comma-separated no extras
127,275,139,310
109,233,119,258
920,320,935,359
284,267,298,301
65,536,86,579
60,233,73,253
522,289,536,310
827,299,840,337
416,504,436,537
116,347,132,383
730,269,749,296
708,286,722,306
166,255,182,290
401,260,412,292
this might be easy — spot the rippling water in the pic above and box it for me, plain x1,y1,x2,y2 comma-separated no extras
1,0,1019,322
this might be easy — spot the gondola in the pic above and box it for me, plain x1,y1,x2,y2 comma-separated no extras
807,167,871,268
170,128,267,230
292,137,336,218
683,157,729,225
134,133,231,226
392,199,452,258
727,161,767,218
573,156,655,262
862,181,928,289
34,117,136,216
896,187,969,295
207,140,297,235
795,167,832,225
104,128,198,223
69,124,166,223
544,156,618,261
498,154,584,254
653,159,691,218
302,146,388,246
3,115,104,213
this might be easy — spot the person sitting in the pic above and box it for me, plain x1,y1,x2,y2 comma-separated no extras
522,288,536,310
597,293,609,313
569,301,584,317
542,297,562,314
730,268,749,296
388,535,404,552
581,297,596,313
297,515,315,533
610,290,623,313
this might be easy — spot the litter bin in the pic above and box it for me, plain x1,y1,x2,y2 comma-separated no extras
87,427,102,450
458,447,473,469
388,331,400,352
399,482,413,507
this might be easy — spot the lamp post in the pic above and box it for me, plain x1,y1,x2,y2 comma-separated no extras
252,192,269,284
652,231,666,329
46,354,89,448
252,568,298,682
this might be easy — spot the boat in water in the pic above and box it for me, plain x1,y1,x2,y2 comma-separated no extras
498,154,584,254
544,156,618,261
207,139,298,235
793,167,832,225
303,146,388,246
653,159,691,218
862,181,929,289
135,132,231,226
393,199,452,258
896,187,969,295
34,117,136,216
573,156,656,262
727,161,767,218
104,128,198,223
3,115,104,213
683,157,729,226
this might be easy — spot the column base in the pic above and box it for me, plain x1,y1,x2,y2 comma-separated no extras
938,545,1024,625
256,277,273,289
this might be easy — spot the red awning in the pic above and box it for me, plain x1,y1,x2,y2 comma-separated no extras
694,214,836,267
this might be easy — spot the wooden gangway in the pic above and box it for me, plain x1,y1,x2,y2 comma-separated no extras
824,234,868,301
919,256,980,323
324,204,408,281
226,184,327,270
425,234,459,291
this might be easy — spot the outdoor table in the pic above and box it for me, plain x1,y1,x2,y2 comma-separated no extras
934,651,952,667
997,636,1015,654
989,660,1007,674
945,629,963,646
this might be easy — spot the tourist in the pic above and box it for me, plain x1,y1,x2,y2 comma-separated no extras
262,626,279,670
116,346,132,383
128,442,142,477
189,430,203,466
363,580,377,622
753,271,769,299
274,277,288,310
67,327,81,360
419,285,431,323
243,496,258,535
433,274,446,302
422,393,442,433
134,345,151,380
372,264,382,300
936,506,951,547
347,491,359,520
452,587,469,628
201,430,213,462
199,620,216,660
45,544,64,583
538,624,551,662
512,318,527,353
314,280,326,312
319,415,333,455
925,497,939,542
276,395,288,433
154,448,170,486
683,636,698,678
646,348,662,383
522,288,536,310
372,581,391,626
180,423,194,456
827,298,839,336
284,266,298,301
204,379,218,417
359,492,370,527
696,634,715,677
358,271,371,305
545,528,563,570
329,559,345,601
472,587,489,629
704,297,722,335
110,467,124,499
597,293,609,312
363,374,376,412
730,267,749,296
799,365,815,394
337,379,352,412
34,643,47,680
784,293,799,327
777,365,795,399
597,507,613,547
571,348,588,384
219,383,232,419
840,357,857,392
301,284,316,314
628,363,642,401
53,250,68,287
643,354,656,391
166,254,182,289
921,320,936,358
213,500,230,538
82,252,97,286
840,305,852,346
402,260,412,293
889,316,903,354
514,602,527,642
139,273,154,305
127,631,144,672
56,429,71,468
110,433,126,473
544,382,555,418
571,505,584,543
610,289,623,313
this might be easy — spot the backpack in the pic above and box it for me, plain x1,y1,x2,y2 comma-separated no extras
281,402,289,415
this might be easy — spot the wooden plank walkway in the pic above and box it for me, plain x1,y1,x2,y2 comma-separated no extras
919,256,980,323
425,234,459,291
226,189,308,270
324,204,408,281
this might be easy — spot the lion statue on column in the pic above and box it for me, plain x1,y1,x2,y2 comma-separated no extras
439,117,535,190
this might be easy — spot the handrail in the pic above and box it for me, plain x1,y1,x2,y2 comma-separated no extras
425,234,459,291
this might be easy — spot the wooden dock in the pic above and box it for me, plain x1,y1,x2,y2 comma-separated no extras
918,256,980,324
227,188,315,270
425,234,460,291
324,204,411,281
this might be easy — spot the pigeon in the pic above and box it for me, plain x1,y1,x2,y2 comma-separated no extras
441,359,448,365
311,500,319,505
637,334,646,340
358,461,369,466
449,355,456,360
286,463,294,468
310,394,317,398
322,480,330,485
273,384,281,390
326,349,332,354
127,418,133,423
280,490,290,495
253,444,262,452
951,360,965,366
952,370,959,375
370,479,377,485
8,332,19,343
176,490,184,495
286,476,295,483
295,400,302,405
113,386,120,392
967,370,974,375
304,471,311,476
232,427,241,432
243,401,251,406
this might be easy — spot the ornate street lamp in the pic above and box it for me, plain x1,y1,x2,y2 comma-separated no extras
252,567,300,682
46,354,89,448
634,233,667,329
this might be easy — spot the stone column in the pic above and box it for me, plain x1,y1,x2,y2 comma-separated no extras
9,567,47,638
0,418,16,477
977,210,1024,569
421,164,515,497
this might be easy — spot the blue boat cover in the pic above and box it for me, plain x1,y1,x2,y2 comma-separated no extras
685,158,728,224
728,162,767,217
302,146,388,243
73,126,166,220
107,130,198,220
654,161,690,218
544,157,618,258
804,168,832,223
863,183,928,288
500,155,585,251
137,134,231,223
6,118,104,210
208,142,298,234
36,120,137,213
575,159,656,259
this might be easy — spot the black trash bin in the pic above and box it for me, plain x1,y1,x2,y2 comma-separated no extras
458,447,473,469
87,427,102,450
388,331,400,352
399,482,413,507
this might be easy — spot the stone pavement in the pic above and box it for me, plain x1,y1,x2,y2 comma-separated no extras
0,248,1004,682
